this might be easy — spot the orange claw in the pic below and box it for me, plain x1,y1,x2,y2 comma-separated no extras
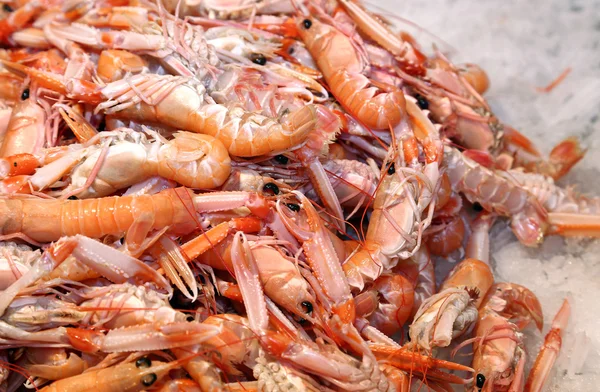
0,175,31,194
66,328,102,353
216,280,243,302
180,217,263,261
502,125,541,157
547,137,585,180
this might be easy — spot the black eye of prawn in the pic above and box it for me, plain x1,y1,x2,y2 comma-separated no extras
3,4,13,12
414,94,429,110
250,53,267,65
300,301,313,315
141,373,157,387
302,19,312,29
274,154,289,165
387,163,395,175
476,373,486,389
135,357,151,369
286,203,300,212
262,182,280,195
21,88,29,101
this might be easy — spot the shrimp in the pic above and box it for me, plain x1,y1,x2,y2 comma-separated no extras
32,129,231,198
464,284,551,392
465,277,542,391
235,242,317,322
469,307,526,392
96,74,319,157
0,187,270,243
0,89,46,158
409,214,497,350
445,146,549,246
337,0,426,75
39,356,187,392
296,15,407,130
277,191,355,328
188,229,317,321
393,58,500,153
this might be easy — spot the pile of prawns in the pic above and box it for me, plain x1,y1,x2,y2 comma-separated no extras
0,0,591,390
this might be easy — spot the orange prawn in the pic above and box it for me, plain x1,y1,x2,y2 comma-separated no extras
0,187,269,243
39,356,181,392
296,16,406,130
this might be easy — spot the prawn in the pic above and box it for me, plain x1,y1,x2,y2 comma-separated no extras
0,88,46,158
296,15,406,130
343,97,442,291
33,129,231,198
39,356,189,392
97,74,319,158
0,187,269,243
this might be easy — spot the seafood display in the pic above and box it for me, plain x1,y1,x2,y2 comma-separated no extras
0,0,591,391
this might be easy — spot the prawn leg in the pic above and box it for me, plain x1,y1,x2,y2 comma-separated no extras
524,299,570,392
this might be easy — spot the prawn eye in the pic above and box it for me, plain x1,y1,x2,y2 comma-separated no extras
301,301,313,314
472,202,483,211
302,19,312,29
387,163,395,175
135,357,151,369
141,373,157,387
262,182,280,195
250,53,267,65
21,88,30,101
3,4,13,12
286,203,300,212
274,154,289,164
414,94,429,110
476,373,485,389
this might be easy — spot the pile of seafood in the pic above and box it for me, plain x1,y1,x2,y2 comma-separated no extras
0,0,592,390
